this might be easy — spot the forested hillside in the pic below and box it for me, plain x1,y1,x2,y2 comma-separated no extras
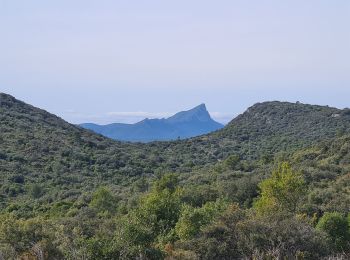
0,93,349,259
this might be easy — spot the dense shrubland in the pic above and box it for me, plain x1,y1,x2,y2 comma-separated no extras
0,164,349,259
0,93,350,259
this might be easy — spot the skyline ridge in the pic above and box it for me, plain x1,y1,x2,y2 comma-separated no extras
80,102,224,142
1,1,349,126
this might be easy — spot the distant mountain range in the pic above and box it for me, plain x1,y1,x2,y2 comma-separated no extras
80,104,224,142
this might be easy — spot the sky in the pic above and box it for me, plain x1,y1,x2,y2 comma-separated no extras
0,0,349,124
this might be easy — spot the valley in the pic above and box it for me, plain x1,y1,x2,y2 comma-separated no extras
0,93,349,259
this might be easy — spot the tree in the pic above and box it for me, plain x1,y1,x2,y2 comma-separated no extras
316,212,350,252
175,200,228,240
89,187,118,214
138,174,182,236
174,204,244,259
114,174,182,258
254,162,306,215
115,211,160,259
153,173,179,193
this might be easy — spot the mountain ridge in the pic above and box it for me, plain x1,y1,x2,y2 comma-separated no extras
1,92,350,258
2,91,350,210
2,91,350,181
80,103,224,142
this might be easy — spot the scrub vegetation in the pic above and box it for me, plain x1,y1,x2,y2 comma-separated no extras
0,93,349,259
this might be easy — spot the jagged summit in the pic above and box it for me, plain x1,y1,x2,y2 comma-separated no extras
167,103,211,123
81,104,224,142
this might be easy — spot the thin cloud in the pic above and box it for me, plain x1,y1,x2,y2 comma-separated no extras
61,110,234,125
107,111,172,118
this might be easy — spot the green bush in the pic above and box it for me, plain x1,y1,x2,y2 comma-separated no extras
316,212,350,252
254,162,306,215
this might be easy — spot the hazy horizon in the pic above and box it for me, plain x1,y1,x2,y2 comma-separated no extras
1,1,349,124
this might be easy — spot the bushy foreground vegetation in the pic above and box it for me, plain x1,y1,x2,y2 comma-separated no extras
0,93,350,259
0,164,349,259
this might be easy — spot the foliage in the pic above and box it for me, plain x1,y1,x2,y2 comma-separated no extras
316,212,350,252
114,174,182,258
89,187,118,215
0,214,61,259
1,93,350,258
175,199,228,240
254,162,306,215
2,93,350,213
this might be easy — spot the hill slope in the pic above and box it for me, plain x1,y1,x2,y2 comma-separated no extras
0,93,156,210
1,93,350,209
80,104,224,142
159,101,350,164
1,93,350,258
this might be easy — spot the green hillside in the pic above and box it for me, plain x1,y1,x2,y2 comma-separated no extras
0,93,349,259
160,101,350,164
2,93,350,208
0,93,152,209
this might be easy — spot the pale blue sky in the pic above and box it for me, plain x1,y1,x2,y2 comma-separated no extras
1,1,349,124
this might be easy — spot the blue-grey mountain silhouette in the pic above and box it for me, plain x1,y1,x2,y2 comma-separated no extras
80,104,224,142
